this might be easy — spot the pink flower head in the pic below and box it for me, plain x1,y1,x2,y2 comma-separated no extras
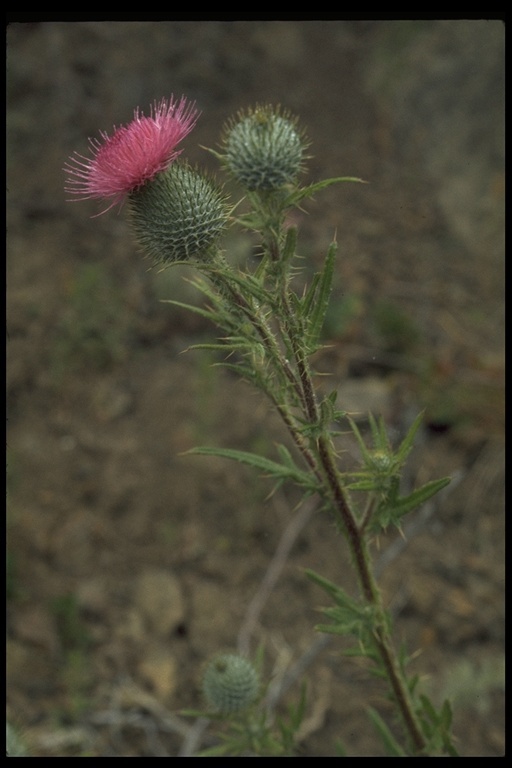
64,96,199,213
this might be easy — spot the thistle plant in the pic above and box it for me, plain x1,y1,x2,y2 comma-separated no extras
65,96,457,756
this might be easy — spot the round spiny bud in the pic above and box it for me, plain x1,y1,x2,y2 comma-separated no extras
223,105,306,191
202,653,259,713
368,450,394,473
129,163,228,265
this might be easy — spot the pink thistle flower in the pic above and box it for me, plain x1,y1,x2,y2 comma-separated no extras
64,96,199,214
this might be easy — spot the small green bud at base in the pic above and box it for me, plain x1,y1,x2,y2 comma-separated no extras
202,653,259,713
368,450,394,473
223,105,306,191
129,164,228,265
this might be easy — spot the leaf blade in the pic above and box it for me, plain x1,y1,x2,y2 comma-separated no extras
183,445,319,490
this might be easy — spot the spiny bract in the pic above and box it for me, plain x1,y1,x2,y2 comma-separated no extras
129,163,228,264
223,105,306,191
202,653,259,713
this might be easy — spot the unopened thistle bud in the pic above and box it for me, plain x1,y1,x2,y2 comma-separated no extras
129,163,229,265
222,105,307,191
202,653,259,713
368,450,394,473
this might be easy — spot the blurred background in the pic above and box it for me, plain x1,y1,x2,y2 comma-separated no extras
7,20,504,756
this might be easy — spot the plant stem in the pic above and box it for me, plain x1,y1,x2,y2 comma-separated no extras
213,222,428,753
291,339,427,754
259,232,427,752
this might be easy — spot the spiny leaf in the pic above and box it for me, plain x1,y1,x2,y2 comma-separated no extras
368,413,390,452
305,569,360,612
419,693,444,727
439,699,454,731
187,343,229,353
212,361,262,381
347,416,373,463
282,224,298,264
284,176,367,208
306,240,337,350
347,478,383,492
387,477,451,521
161,298,222,323
395,411,425,464
301,272,322,317
183,445,318,489
367,708,407,756
276,443,298,469
220,270,273,305
314,621,362,636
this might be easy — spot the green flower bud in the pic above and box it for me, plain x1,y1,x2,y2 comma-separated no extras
129,163,228,265
368,450,394,473
223,105,307,191
202,653,259,713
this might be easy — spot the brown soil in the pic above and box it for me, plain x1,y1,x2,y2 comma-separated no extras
7,20,504,756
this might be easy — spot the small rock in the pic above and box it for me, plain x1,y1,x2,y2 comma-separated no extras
138,644,179,701
133,570,185,637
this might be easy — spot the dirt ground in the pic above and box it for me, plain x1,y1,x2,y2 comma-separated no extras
6,21,504,756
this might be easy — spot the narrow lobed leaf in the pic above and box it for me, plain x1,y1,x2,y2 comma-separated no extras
391,477,451,520
306,240,337,350
184,445,318,490
284,176,367,208
395,411,425,464
367,707,407,756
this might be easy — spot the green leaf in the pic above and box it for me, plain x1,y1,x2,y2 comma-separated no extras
416,694,459,755
183,445,318,490
161,298,222,324
347,479,383,492
306,569,360,611
284,176,367,208
314,621,362,636
233,212,264,231
395,411,425,464
213,361,265,385
197,742,240,757
334,739,348,756
346,417,373,463
439,698,453,731
188,342,241,353
387,477,451,521
368,413,390,452
222,270,273,305
307,569,393,649
276,681,307,753
282,225,298,264
367,707,407,756
276,443,299,471
439,700,459,756
301,272,322,318
418,692,438,727
305,240,337,350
